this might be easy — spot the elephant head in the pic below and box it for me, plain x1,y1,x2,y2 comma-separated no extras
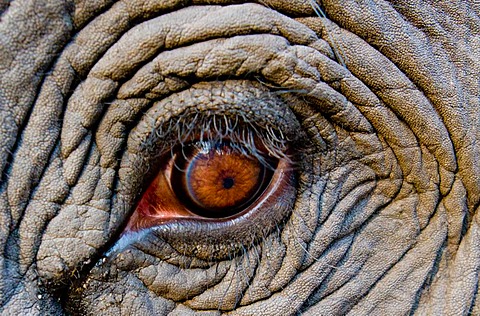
1,0,479,314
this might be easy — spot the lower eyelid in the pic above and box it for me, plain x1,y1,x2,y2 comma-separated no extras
114,154,297,262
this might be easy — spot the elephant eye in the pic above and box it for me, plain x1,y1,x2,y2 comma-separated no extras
123,125,290,233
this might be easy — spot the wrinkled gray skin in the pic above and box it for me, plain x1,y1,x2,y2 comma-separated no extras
1,0,480,315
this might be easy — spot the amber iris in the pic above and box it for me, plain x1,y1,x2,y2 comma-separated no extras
172,143,268,217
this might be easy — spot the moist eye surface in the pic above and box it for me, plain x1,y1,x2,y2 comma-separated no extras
170,140,275,217
124,119,290,233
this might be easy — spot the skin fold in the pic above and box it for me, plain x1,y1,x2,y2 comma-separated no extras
1,0,479,314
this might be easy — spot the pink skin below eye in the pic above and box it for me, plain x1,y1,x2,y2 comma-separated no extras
123,166,198,232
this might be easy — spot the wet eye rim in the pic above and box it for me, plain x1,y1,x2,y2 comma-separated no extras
124,134,293,233
111,151,296,262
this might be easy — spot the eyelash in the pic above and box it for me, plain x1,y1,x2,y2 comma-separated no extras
140,110,292,164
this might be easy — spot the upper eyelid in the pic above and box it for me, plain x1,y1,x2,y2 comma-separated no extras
128,80,300,157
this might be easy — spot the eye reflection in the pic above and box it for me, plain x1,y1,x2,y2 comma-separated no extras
171,141,275,218
124,135,288,233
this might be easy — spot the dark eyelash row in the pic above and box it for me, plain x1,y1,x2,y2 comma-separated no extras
140,107,293,160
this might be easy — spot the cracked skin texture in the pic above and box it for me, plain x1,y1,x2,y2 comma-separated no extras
1,0,480,315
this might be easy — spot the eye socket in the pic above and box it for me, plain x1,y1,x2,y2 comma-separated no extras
170,141,275,218
124,129,289,233
109,83,302,260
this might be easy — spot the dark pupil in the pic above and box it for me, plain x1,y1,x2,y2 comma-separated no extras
222,177,235,189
